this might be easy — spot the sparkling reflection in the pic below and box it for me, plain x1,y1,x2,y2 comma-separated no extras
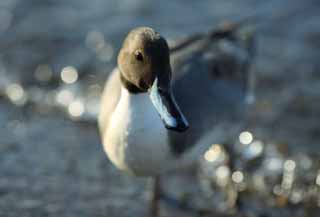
239,131,253,145
200,131,320,212
241,140,264,160
283,159,296,172
85,30,114,62
68,100,85,118
265,157,283,172
61,66,78,84
290,189,304,204
204,144,222,162
216,166,230,187
232,171,244,184
56,89,74,106
5,83,27,105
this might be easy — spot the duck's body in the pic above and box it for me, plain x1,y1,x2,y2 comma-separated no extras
102,76,173,176
99,26,253,177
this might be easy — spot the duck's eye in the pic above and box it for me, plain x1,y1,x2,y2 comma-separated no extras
134,51,144,62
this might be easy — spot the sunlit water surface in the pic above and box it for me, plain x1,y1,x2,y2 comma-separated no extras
0,0,319,216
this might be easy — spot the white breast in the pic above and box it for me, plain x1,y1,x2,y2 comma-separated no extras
103,87,174,176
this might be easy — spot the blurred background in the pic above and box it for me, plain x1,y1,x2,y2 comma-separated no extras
0,0,319,216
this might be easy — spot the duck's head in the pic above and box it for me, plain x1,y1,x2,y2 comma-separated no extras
118,27,189,132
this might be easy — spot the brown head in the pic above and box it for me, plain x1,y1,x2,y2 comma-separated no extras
117,27,188,132
118,27,171,92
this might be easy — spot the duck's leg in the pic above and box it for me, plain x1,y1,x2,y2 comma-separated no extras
150,176,161,217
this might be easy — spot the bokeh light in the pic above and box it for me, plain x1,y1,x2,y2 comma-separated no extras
242,140,264,160
204,144,222,162
284,159,296,172
239,131,253,145
216,165,230,187
56,89,74,106
68,100,85,118
5,83,27,106
85,30,114,62
232,171,244,184
265,157,283,172
61,66,78,84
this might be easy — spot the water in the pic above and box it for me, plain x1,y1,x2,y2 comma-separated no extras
0,0,319,216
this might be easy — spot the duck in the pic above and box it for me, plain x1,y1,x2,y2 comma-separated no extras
98,23,255,216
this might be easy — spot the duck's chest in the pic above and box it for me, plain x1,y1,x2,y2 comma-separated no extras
103,88,172,176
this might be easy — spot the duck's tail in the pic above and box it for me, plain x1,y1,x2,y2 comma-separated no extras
209,17,258,106
169,16,258,105
170,15,259,54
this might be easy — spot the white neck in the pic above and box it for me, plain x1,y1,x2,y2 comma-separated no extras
103,87,170,175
